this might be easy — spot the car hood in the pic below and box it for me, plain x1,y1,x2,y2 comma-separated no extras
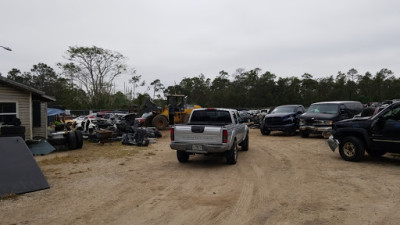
265,112,295,118
334,116,372,129
299,112,337,120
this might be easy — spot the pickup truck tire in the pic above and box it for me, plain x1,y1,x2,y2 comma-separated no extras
226,140,238,165
241,133,249,151
152,115,168,130
300,130,309,138
177,151,189,163
339,136,365,162
68,131,78,150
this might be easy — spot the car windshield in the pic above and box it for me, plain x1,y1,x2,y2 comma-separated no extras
307,104,338,114
271,106,296,114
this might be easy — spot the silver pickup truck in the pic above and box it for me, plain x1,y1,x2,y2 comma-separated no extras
170,108,249,164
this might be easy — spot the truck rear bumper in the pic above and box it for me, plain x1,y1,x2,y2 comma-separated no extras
170,143,229,153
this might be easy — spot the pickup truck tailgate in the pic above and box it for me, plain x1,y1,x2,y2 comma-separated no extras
174,125,222,144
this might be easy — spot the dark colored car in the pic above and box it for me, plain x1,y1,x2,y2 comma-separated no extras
299,101,363,138
328,101,400,162
260,105,306,136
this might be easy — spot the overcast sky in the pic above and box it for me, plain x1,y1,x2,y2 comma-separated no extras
1,0,400,93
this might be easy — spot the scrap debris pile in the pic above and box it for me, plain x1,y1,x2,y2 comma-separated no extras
78,113,162,146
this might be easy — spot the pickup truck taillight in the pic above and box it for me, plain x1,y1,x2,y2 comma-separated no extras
170,127,174,141
222,129,228,143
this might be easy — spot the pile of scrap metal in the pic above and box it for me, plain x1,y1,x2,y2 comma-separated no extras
80,113,162,146
116,114,162,146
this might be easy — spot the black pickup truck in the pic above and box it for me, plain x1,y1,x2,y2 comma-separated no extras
328,102,400,161
260,105,305,136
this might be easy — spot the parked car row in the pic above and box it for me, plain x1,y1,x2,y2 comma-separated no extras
257,100,400,162
259,101,364,138
299,101,363,138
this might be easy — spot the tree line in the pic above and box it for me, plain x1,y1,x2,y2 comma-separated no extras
2,46,399,111
166,68,399,108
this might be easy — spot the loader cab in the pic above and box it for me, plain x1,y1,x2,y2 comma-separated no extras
167,94,186,113
151,94,200,130
166,94,187,126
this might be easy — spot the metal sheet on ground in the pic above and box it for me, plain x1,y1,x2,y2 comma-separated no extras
29,139,56,155
0,137,50,195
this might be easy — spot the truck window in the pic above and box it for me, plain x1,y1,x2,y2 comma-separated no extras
190,110,232,124
383,106,400,121
232,112,238,124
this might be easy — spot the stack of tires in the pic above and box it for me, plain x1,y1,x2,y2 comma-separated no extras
0,126,26,140
68,130,84,150
47,130,84,151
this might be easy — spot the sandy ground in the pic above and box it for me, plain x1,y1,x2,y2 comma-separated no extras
1,128,400,225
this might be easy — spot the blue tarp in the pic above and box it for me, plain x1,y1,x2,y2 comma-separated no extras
47,108,65,116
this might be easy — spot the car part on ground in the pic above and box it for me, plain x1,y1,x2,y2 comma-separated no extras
26,139,56,155
0,137,49,195
121,127,150,146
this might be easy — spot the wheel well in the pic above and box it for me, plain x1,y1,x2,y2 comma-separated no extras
231,138,237,148
338,132,367,149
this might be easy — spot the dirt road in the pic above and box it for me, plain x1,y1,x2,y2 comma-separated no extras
1,129,400,225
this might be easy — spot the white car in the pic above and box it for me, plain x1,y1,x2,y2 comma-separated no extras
75,115,98,133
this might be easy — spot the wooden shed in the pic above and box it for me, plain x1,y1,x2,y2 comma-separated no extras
0,76,55,140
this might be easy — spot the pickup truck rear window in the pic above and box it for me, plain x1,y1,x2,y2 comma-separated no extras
190,110,232,125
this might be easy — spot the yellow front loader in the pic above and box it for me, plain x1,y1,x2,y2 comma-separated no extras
151,94,201,130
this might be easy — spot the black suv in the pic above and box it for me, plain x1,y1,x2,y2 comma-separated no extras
328,101,400,162
260,105,305,136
